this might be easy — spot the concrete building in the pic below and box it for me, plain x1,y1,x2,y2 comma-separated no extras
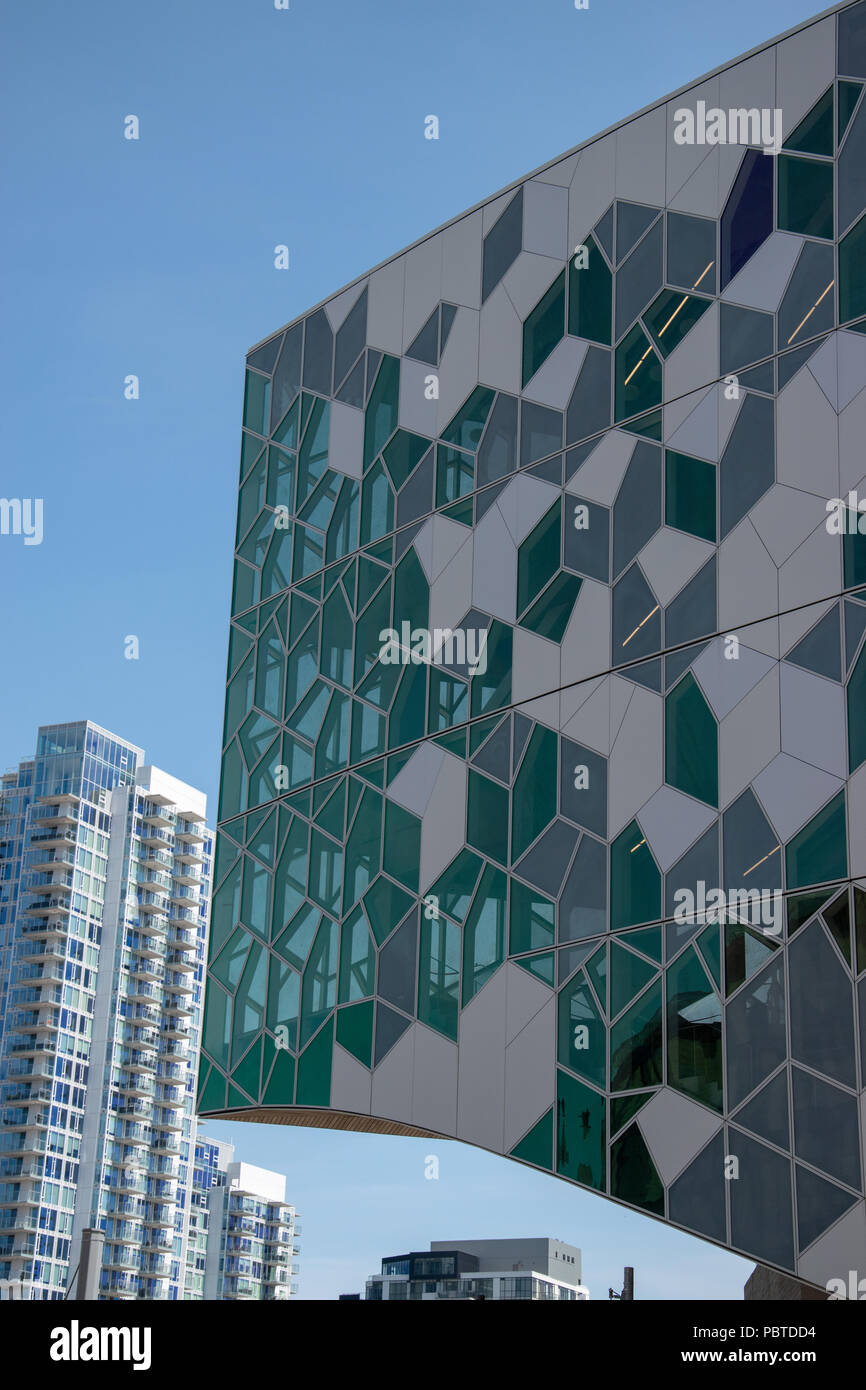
200,1,866,1293
0,721,212,1300
360,1237,586,1300
185,1134,299,1300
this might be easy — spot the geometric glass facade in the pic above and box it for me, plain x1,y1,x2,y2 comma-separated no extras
200,2,866,1290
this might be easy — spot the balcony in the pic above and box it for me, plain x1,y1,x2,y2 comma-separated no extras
116,1073,155,1098
162,994,194,1017
28,850,75,874
32,803,78,828
140,803,176,828
29,827,77,849
124,980,163,1005
23,896,69,918
164,973,195,996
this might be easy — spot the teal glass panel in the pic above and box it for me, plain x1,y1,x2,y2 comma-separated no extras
350,699,386,764
224,652,255,742
382,430,430,489
557,970,606,1087
363,875,414,945
384,800,421,893
848,643,866,772
611,821,661,932
335,1000,374,1068
610,978,663,1090
436,444,475,507
364,355,400,468
462,864,508,1004
777,155,834,239
211,927,250,991
511,725,557,862
509,879,555,954
297,397,330,505
841,216,866,324
254,630,284,719
555,1069,605,1189
428,848,484,923
344,786,382,910
274,903,321,971
320,587,354,689
218,742,245,822
440,385,495,451
783,85,834,156
299,916,339,1046
339,906,376,1003
517,501,561,614
643,289,711,358
360,460,394,546
785,791,847,890
272,819,308,940
611,1125,664,1214
467,770,509,866
665,673,718,807
522,270,566,385
393,548,429,636
272,396,299,449
839,80,862,142
470,620,512,717
326,478,360,564
243,370,270,434
240,854,270,941
295,1016,332,1107
418,913,460,1039
237,453,268,544
314,690,350,779
610,941,657,1018
231,941,267,1067
567,235,612,344
353,581,392,686
202,982,232,1071
615,323,662,421
665,450,716,542
307,828,343,916
267,958,300,1050
388,661,427,751
428,669,468,731
666,945,723,1110
520,571,582,643
232,559,256,615
267,444,295,511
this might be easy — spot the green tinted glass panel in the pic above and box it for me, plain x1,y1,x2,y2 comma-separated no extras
307,829,343,915
363,875,414,945
643,289,711,358
428,669,468,731
435,444,474,507
666,945,723,1110
610,978,663,1090
470,620,511,717
557,970,606,1087
243,370,270,434
382,430,430,490
300,916,338,1047
517,502,561,614
610,941,657,1018
665,450,716,542
295,1017,333,1107
266,957,299,1051
393,548,429,635
383,800,421,893
567,235,612,344
202,982,232,1071
418,914,460,1039
335,1000,374,1068
843,512,866,589
428,848,484,924
344,787,382,911
467,770,509,866
262,1047,295,1105
610,1091,652,1136
665,673,718,807
511,725,557,862
462,864,508,1003
785,791,847,890
520,572,582,643
364,355,399,468
778,155,834,239
848,642,866,772
510,1109,554,1171
522,271,566,385
611,1124,664,1214
360,461,394,546
441,386,495,451
516,951,555,986
555,1070,605,1189
339,906,376,1003
610,821,661,931
615,323,662,421
783,85,834,156
231,941,267,1068
509,879,555,954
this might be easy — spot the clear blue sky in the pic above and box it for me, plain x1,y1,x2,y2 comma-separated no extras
1,0,824,1299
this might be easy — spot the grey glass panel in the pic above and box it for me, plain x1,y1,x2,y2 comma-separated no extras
796,1165,858,1253
406,307,439,366
612,563,661,666
365,349,382,402
475,477,509,523
565,440,595,482
839,100,866,235
439,303,458,354
778,243,835,349
859,976,866,1078
845,598,866,670
719,393,774,540
374,1001,412,1064
615,219,663,338
527,456,562,485
728,1130,795,1269
726,957,786,1108
627,658,661,692
396,448,434,527
665,558,716,649
592,205,614,261
269,323,303,433
720,149,773,289
789,921,856,1087
839,0,866,78
738,361,774,393
666,212,717,295
720,303,773,375
560,740,607,837
612,441,661,579
477,393,518,488
566,346,612,444
559,834,607,942
482,189,523,303
669,1133,726,1242
786,607,842,682
520,402,562,468
248,335,282,374
665,822,720,927
302,309,333,396
734,1069,789,1151
792,1066,861,1189
471,718,511,784
335,287,368,386
723,789,782,898
336,355,366,408
377,908,418,1015
563,496,609,582
665,640,708,689
514,819,578,896
615,201,660,263
394,521,423,563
